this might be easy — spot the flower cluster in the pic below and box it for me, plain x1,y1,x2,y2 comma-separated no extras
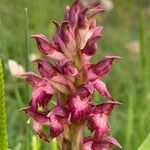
21,0,122,149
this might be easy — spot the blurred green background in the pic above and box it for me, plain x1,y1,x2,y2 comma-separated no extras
0,0,150,149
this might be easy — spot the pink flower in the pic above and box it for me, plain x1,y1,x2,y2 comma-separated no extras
20,0,122,149
67,84,93,123
21,105,68,141
83,136,122,150
88,101,120,140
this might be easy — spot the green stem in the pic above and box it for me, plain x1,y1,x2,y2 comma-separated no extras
63,123,84,150
0,59,8,150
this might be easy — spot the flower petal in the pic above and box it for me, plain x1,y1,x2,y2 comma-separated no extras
88,55,121,80
69,0,80,28
61,61,78,76
81,26,103,56
88,114,109,138
31,34,53,55
20,72,54,94
68,95,91,123
31,88,52,110
47,106,68,137
103,136,122,149
47,105,68,118
49,115,64,137
31,34,68,61
94,80,111,97
34,58,75,88
19,72,42,87
92,26,103,38
64,5,70,21
77,27,94,49
33,58,56,78
87,4,105,19
21,106,49,124
92,136,122,150
33,121,49,142
93,100,121,115
76,83,94,99
83,140,93,150
82,36,100,56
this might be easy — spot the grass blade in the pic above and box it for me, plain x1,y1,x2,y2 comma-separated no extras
25,7,30,71
0,18,9,61
31,135,41,150
138,132,150,150
24,7,32,150
50,138,58,150
139,11,147,88
140,12,146,70
24,7,30,99
0,58,8,150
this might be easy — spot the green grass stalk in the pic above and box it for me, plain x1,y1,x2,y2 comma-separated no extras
0,59,8,150
0,18,9,61
31,135,41,150
24,7,32,150
140,12,147,86
138,132,150,150
125,80,135,149
24,7,30,99
50,138,58,150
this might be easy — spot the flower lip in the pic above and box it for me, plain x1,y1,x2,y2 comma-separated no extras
47,105,68,118
68,95,91,123
31,88,52,110
47,106,68,137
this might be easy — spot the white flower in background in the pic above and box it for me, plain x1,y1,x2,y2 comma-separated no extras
82,0,94,6
101,0,114,11
8,59,25,76
29,53,38,62
146,93,150,101
126,40,140,54
82,0,114,11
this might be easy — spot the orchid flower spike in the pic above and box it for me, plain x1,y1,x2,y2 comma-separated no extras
20,0,122,150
